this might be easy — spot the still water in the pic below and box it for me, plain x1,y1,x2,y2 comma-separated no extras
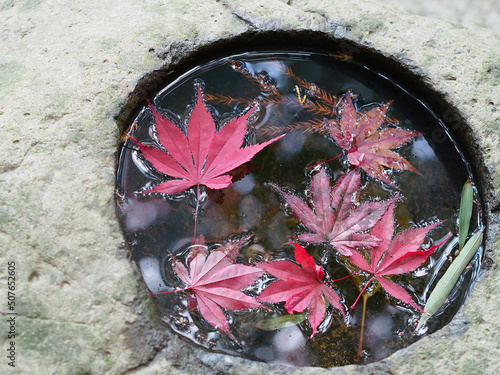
115,52,483,367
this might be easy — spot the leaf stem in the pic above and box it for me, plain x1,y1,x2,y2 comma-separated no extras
150,287,190,295
350,277,373,309
307,151,345,170
322,271,361,284
354,293,369,362
193,183,200,242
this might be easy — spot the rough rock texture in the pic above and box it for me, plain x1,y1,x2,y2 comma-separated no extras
0,0,498,374
380,0,500,30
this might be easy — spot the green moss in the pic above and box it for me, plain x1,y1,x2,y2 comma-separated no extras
17,313,114,374
16,295,49,319
71,368,92,375
465,304,485,325
99,37,120,51
147,2,167,16
40,91,72,123
460,358,483,375
19,319,83,360
483,57,500,86
424,38,438,48
0,61,26,92
0,0,43,11
354,18,388,36
111,273,139,301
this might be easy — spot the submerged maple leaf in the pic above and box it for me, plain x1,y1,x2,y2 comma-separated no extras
326,92,420,185
270,168,397,256
347,203,448,311
131,83,284,194
155,237,265,338
257,243,344,338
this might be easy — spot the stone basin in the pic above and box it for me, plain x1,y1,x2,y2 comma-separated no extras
1,1,499,374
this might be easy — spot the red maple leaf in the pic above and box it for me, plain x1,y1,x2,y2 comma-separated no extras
347,203,448,311
326,92,420,185
155,237,265,338
131,83,284,194
257,243,344,338
270,168,397,256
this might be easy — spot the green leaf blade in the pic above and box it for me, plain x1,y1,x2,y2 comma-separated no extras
254,312,308,331
459,180,474,251
417,230,483,329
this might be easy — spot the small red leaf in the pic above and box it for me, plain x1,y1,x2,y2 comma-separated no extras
258,243,344,338
290,241,324,280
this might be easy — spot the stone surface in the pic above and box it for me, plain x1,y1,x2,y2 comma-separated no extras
0,0,499,374
379,0,500,31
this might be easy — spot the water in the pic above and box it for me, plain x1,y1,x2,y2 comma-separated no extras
115,52,483,367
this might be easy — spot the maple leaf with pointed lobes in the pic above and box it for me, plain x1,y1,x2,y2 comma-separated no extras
326,92,421,186
270,168,397,256
131,83,284,194
257,243,345,338
155,237,265,339
347,203,449,311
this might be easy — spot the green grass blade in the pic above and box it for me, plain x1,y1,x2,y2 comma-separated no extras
254,312,307,331
459,180,473,251
417,229,483,329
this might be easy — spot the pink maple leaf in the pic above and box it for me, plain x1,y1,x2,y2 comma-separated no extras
155,237,265,339
270,168,397,256
130,83,284,194
326,92,421,186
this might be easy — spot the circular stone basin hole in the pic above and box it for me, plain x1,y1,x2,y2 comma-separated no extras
115,50,484,367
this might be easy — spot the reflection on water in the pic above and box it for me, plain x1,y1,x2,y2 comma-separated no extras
410,138,438,162
139,257,167,294
115,52,483,367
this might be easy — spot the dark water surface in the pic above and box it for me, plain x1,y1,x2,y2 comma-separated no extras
115,52,483,367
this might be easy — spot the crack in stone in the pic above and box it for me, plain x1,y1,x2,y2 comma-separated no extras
231,11,258,30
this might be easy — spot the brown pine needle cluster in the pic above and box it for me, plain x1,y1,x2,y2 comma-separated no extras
204,59,344,137
204,93,253,106
277,61,337,107
120,121,138,143
258,119,327,137
228,59,280,96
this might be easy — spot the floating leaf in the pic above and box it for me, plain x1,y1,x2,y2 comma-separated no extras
131,83,283,195
153,238,265,339
326,92,421,186
270,168,396,256
257,243,344,338
459,180,474,251
348,203,446,311
255,312,308,331
417,229,483,329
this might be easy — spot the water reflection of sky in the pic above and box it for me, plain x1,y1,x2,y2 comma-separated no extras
410,137,438,161
255,325,308,364
122,195,171,231
139,257,167,293
232,174,256,195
